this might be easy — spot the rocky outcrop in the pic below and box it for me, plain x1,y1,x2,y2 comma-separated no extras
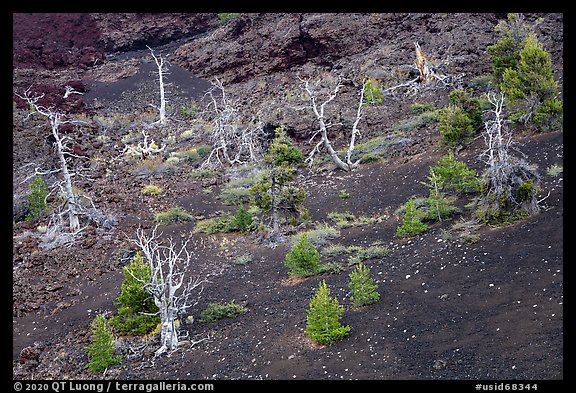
13,13,106,70
91,13,218,53
172,13,503,84
13,13,218,70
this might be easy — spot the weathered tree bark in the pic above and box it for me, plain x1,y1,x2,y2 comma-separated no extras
299,75,365,172
50,113,80,232
130,226,210,356
202,78,265,168
16,90,80,232
148,46,168,125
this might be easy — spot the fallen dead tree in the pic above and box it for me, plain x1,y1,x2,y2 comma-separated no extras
384,42,464,96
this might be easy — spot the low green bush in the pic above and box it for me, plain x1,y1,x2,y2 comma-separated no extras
284,233,321,276
193,206,254,234
199,301,246,323
110,251,160,335
396,198,428,238
142,184,162,197
438,105,475,146
347,243,389,265
193,212,236,234
411,102,436,114
217,13,239,26
291,224,340,248
232,205,254,233
363,78,383,105
154,206,193,225
429,151,481,194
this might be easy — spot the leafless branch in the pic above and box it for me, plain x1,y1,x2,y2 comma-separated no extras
299,74,364,171
128,226,217,356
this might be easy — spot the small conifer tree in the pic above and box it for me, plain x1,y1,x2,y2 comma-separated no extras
86,314,122,373
348,263,380,306
306,280,350,345
396,198,428,238
25,175,48,221
487,13,562,129
110,251,160,335
487,13,534,85
284,233,321,276
500,35,562,128
249,127,306,237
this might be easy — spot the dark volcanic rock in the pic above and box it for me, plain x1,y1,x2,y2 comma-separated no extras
13,13,106,70
91,13,218,53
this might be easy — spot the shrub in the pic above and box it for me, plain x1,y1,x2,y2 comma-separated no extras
154,206,193,225
219,186,251,206
249,127,306,234
338,190,350,199
415,194,459,222
438,105,475,146
359,153,382,164
110,251,160,335
411,102,436,114
142,184,162,197
348,263,380,306
232,205,254,233
181,100,198,119
363,78,383,105
488,13,562,129
475,162,540,225
284,233,321,276
487,13,534,85
190,168,219,179
198,301,246,323
217,13,239,26
292,224,340,248
500,35,562,128
347,243,390,265
86,314,122,373
265,128,303,166
306,280,350,345
429,151,481,194
328,211,382,229
25,175,48,221
546,164,563,177
396,198,428,238
193,212,236,234
449,89,483,129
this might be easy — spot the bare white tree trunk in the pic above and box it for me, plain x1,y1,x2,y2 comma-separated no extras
122,130,166,159
479,92,540,217
50,114,80,232
130,226,211,356
299,75,365,171
201,78,265,168
148,46,169,125
16,90,80,232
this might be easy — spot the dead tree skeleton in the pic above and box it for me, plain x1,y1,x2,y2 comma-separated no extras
121,130,166,159
147,46,169,125
129,226,215,356
16,88,116,244
385,42,463,95
298,75,366,172
16,89,83,232
201,78,265,168
477,92,540,218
